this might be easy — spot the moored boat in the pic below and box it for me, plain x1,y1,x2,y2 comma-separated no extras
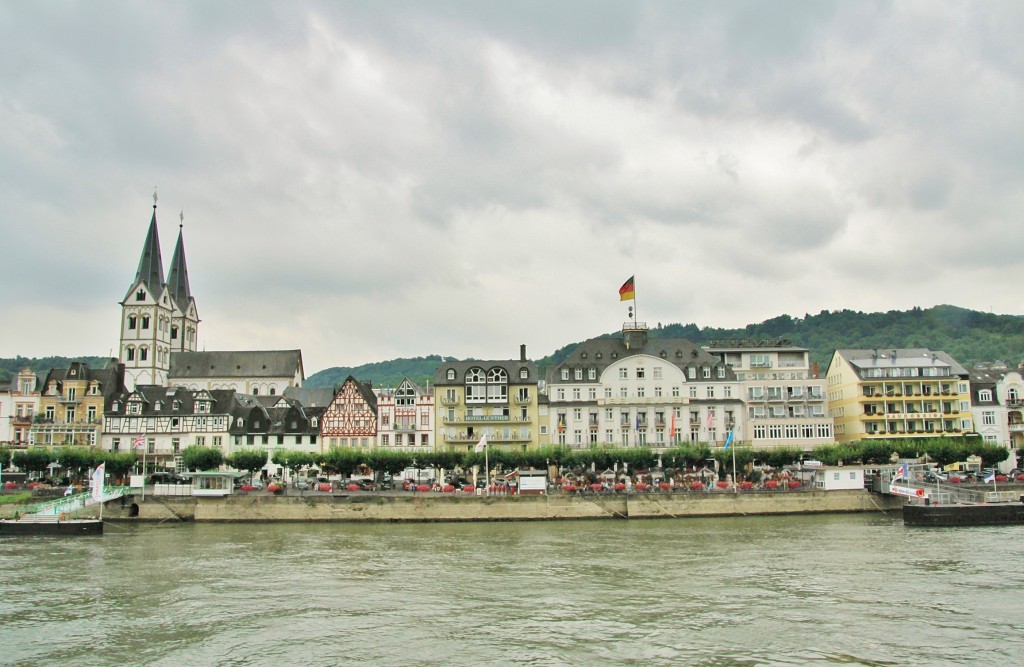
0,515,103,536
903,502,1024,527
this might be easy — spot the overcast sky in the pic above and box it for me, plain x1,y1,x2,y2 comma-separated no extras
2,1,1022,374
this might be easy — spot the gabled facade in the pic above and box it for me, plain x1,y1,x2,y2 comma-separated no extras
7,367,41,447
228,395,323,456
705,339,833,448
433,345,541,452
826,348,973,442
101,386,240,474
376,378,434,450
546,326,741,450
31,361,125,448
168,349,304,395
321,376,378,449
968,364,1024,469
119,197,199,390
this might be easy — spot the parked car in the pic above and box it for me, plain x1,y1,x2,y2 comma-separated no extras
294,478,310,490
149,471,187,485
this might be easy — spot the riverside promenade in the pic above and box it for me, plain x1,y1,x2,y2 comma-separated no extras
91,488,902,523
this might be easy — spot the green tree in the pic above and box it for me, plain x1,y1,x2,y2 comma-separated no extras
101,452,139,482
272,450,315,482
227,449,270,480
181,446,224,472
12,448,56,477
56,446,103,481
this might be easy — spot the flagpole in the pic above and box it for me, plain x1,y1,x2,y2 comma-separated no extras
484,438,489,497
731,437,737,495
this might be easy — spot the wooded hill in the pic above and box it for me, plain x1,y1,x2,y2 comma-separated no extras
4,305,1022,389
305,304,1024,388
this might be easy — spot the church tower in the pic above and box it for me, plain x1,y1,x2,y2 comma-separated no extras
166,210,200,356
119,192,182,389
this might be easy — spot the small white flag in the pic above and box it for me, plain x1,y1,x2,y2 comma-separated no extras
984,470,996,483
64,485,74,497
475,435,487,453
91,463,106,502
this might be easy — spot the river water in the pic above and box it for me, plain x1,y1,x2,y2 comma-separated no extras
2,513,1022,666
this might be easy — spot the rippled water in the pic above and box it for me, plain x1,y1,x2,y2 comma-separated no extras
2,514,1023,666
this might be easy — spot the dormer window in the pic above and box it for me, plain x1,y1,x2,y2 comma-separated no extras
561,369,569,381
128,401,142,415
520,368,528,379
447,369,456,381
311,417,318,427
172,400,181,410
155,401,162,411
111,401,120,411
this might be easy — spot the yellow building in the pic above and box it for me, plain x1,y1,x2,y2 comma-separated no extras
433,345,543,452
827,349,973,442
30,361,126,448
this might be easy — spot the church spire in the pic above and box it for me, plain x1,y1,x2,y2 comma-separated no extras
166,210,192,306
134,190,165,292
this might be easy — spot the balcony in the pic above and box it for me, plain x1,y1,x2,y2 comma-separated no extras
1009,423,1024,433
440,396,459,406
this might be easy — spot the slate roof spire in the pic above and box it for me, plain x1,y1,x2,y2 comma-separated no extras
134,189,165,293
166,209,192,306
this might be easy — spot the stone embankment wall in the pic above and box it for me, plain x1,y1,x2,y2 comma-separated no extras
107,490,902,523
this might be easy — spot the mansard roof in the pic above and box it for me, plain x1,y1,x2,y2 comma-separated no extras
545,335,725,384
433,359,539,386
41,361,125,396
169,350,304,380
835,348,969,378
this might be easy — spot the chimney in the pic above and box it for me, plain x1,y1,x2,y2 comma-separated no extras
520,344,527,362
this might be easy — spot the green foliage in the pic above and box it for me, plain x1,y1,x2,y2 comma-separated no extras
12,448,55,475
272,450,315,474
306,355,449,389
0,355,111,386
101,452,138,478
181,446,224,471
227,449,270,474
0,493,33,506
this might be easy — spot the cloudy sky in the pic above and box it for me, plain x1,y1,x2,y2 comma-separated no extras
2,1,1022,374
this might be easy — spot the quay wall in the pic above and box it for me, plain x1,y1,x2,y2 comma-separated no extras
104,490,902,523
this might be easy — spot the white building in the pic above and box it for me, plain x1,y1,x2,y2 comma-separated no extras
376,379,434,451
168,350,304,395
705,339,833,449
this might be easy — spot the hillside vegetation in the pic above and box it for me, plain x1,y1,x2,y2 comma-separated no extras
4,305,1022,389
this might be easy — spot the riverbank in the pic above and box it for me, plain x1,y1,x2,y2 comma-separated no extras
67,488,902,523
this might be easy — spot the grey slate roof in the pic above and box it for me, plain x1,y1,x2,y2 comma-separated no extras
433,358,539,386
169,350,304,380
109,385,241,415
128,206,165,299
42,361,126,399
835,348,969,377
165,227,193,311
545,334,730,384
283,385,337,408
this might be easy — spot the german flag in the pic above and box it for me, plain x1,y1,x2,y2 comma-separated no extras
619,275,635,301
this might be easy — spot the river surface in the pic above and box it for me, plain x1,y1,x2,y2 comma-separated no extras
2,513,1023,666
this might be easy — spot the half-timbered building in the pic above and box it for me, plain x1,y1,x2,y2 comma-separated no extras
321,376,377,450
101,385,241,474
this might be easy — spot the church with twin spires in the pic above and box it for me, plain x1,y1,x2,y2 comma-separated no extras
118,193,303,395
119,193,199,390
